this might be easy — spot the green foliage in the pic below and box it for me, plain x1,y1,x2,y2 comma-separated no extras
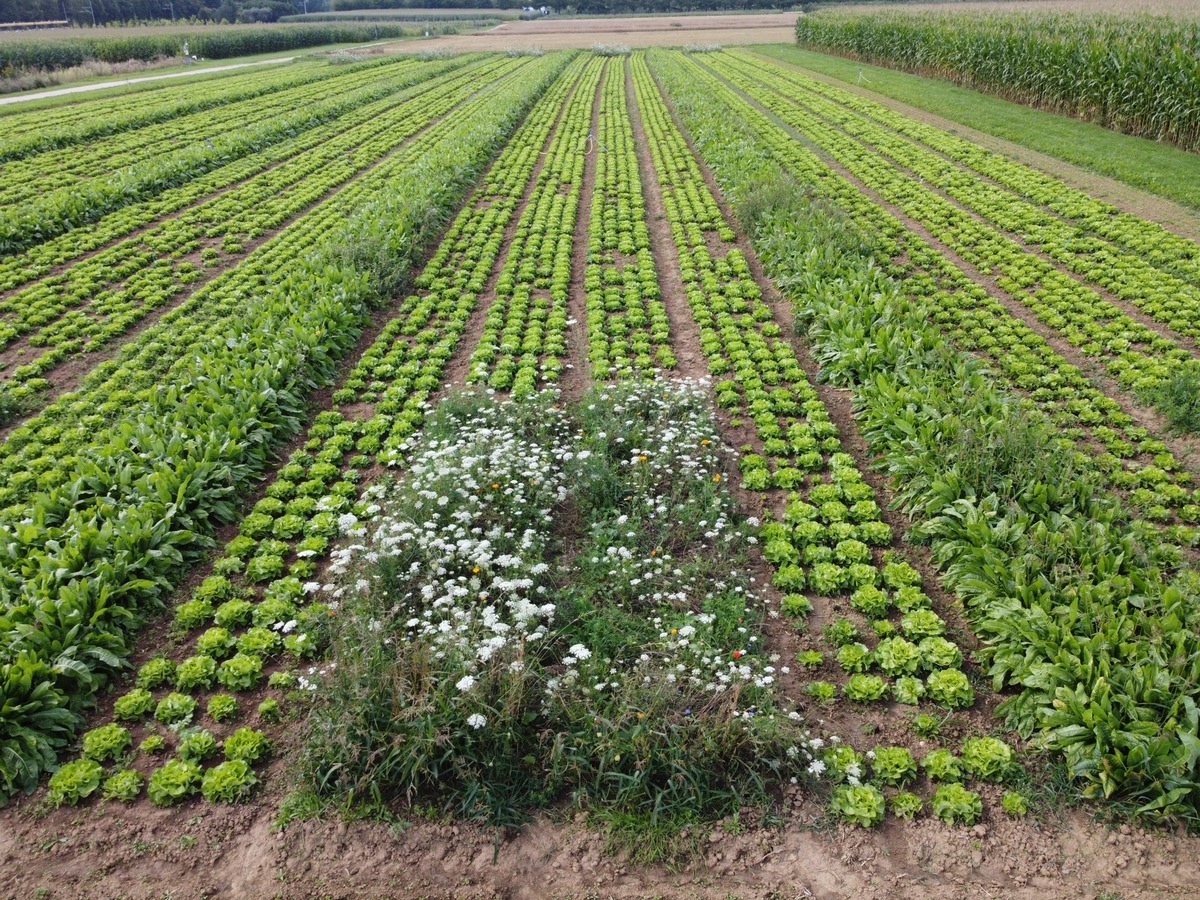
850,585,889,619
780,593,812,618
921,749,962,782
147,759,201,807
224,727,270,764
136,657,176,690
890,791,923,820
823,618,860,647
918,636,962,671
175,655,218,692
931,782,982,824
961,737,1015,782
177,729,218,763
900,609,945,640
844,674,887,702
139,734,166,754
216,653,264,692
911,713,943,739
829,784,886,827
173,600,214,632
806,681,836,702
207,694,239,724
113,688,155,721
836,642,873,674
1001,790,1029,816
892,676,925,705
102,768,144,802
926,669,974,709
795,9,1200,152
201,760,260,804
796,650,824,668
154,692,197,727
1154,372,1200,434
80,723,131,762
196,627,236,659
875,637,921,676
47,759,103,807
257,698,281,724
871,746,916,786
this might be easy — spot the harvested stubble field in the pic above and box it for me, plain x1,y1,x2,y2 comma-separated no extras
392,13,799,51
1,40,1200,900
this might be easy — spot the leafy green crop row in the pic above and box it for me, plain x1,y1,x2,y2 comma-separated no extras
726,52,1200,349
582,61,674,380
0,52,569,806
656,48,1200,822
0,57,430,209
0,56,504,421
0,54,406,164
634,54,997,829
666,56,1197,551
0,60,486,257
697,52,1200,543
466,58,603,397
0,55,475,298
40,53,589,808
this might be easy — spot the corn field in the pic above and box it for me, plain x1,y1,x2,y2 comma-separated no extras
795,9,1200,151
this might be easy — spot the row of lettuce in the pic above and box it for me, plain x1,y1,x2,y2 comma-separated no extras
649,48,1200,819
630,53,1013,825
0,55,492,427
700,51,1200,541
31,51,596,810
0,51,572,807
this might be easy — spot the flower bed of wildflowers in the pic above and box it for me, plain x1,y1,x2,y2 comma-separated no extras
299,381,821,842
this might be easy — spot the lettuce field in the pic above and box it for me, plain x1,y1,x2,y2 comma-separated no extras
1,43,1199,899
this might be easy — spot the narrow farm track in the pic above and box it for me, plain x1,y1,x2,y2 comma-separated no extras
7,47,1200,900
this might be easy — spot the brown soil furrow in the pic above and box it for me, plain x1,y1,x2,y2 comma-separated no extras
558,61,605,403
744,48,1200,245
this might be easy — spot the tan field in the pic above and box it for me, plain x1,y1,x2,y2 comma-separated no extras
831,0,1200,16
389,11,799,51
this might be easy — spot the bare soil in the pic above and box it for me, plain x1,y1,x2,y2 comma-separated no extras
390,13,798,52
3,781,1200,900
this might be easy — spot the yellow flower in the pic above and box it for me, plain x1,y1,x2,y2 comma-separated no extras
712,474,721,483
